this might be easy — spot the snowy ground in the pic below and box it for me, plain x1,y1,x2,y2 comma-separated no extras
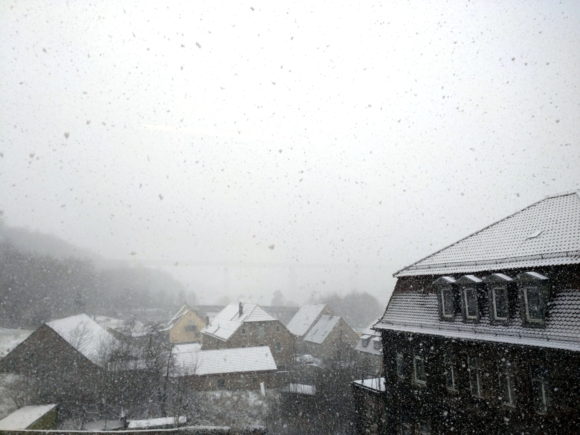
0,328,32,358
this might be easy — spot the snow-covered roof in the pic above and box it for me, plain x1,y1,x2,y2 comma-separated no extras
281,383,316,396
376,288,580,351
201,303,276,341
46,314,119,366
395,191,580,277
94,316,149,337
353,377,386,393
0,328,32,358
286,304,327,337
161,305,200,332
303,315,340,344
355,329,383,356
127,416,187,429
0,404,56,430
173,346,277,377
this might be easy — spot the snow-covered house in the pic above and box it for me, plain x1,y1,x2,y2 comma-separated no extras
287,304,358,361
162,305,207,344
371,191,580,433
172,345,279,390
354,321,383,377
201,303,295,369
0,314,119,402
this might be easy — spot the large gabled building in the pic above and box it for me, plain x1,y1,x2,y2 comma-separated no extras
365,191,580,434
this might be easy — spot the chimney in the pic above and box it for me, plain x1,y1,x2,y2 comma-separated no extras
239,302,243,317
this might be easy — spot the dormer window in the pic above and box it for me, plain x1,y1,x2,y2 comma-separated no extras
517,271,550,327
484,273,513,324
433,276,456,321
457,275,482,322
361,335,371,347
373,338,382,351
492,287,509,321
463,287,478,320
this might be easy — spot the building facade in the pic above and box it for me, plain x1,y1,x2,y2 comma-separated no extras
371,192,580,434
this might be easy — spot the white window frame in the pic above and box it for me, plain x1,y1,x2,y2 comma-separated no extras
532,377,548,414
524,286,544,323
440,287,455,319
413,355,426,386
463,287,478,320
499,364,515,406
444,356,457,392
396,353,405,379
492,286,509,321
468,356,483,398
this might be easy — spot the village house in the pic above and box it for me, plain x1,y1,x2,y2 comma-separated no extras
287,304,358,361
353,321,383,377
0,314,120,404
201,302,295,369
362,191,580,434
172,344,280,391
162,305,207,344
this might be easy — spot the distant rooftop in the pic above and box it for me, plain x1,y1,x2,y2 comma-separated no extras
303,315,340,344
172,345,277,376
46,314,119,366
395,191,580,277
0,404,56,430
201,303,276,341
286,304,327,337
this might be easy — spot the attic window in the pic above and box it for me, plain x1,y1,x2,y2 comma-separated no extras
361,336,371,347
463,287,479,320
523,286,544,323
492,287,509,321
373,339,381,351
440,287,455,319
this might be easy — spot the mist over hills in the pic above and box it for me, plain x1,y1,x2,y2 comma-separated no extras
0,219,193,328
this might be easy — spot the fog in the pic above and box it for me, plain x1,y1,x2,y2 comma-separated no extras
1,0,579,305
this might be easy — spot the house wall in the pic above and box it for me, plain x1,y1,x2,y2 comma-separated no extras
169,311,206,344
202,320,295,369
181,370,284,391
354,351,383,378
352,385,387,435
0,325,106,405
304,318,359,361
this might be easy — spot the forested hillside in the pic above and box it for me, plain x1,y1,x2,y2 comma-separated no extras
0,221,191,328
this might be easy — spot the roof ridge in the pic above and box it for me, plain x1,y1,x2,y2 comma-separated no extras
393,194,554,277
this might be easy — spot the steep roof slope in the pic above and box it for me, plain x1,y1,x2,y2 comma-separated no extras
286,304,327,337
396,191,580,277
46,314,119,366
376,288,580,351
201,303,276,341
303,315,340,344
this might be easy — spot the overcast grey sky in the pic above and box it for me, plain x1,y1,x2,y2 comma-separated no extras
1,0,579,305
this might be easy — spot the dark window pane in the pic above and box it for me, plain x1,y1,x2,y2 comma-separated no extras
493,287,509,319
525,287,544,321
464,287,478,319
441,288,454,317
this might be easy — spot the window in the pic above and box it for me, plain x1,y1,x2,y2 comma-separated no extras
241,327,246,335
275,342,281,351
399,421,413,435
468,356,483,398
532,377,549,414
444,355,457,392
216,378,225,388
185,324,198,332
396,353,405,379
413,355,426,386
498,361,515,406
417,421,431,434
492,287,509,321
463,287,479,320
373,339,382,351
523,286,544,323
440,287,455,319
